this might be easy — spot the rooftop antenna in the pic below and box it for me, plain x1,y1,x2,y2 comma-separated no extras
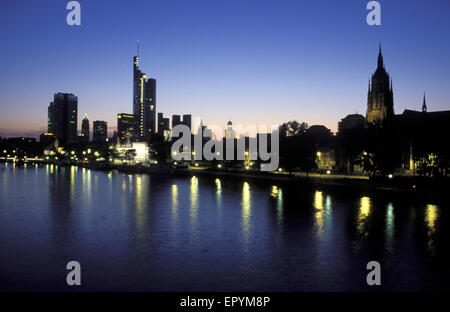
137,40,140,56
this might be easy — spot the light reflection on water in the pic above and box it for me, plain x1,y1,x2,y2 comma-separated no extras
0,163,449,291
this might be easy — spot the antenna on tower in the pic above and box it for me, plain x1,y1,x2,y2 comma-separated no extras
137,40,140,56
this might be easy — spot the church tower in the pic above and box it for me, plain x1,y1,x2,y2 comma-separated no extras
366,44,394,124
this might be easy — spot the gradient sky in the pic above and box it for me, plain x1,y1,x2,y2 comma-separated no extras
1,0,450,138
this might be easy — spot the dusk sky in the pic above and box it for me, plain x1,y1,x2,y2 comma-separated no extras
1,0,450,138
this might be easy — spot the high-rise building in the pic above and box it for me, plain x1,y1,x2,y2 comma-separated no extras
172,115,181,128
157,113,171,141
93,120,107,142
172,114,191,130
47,93,78,144
182,114,192,131
117,113,137,142
81,114,90,142
133,48,156,141
366,45,394,124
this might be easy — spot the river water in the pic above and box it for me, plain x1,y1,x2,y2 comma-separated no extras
0,163,449,291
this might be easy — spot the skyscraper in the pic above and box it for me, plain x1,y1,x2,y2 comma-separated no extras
47,93,78,144
93,120,107,142
81,114,90,142
157,113,171,141
117,113,137,142
133,44,156,141
366,45,394,124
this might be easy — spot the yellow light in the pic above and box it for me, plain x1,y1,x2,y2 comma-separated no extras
426,204,438,231
87,149,91,154
118,115,122,119
82,151,86,155
316,151,321,157
2,150,6,153
245,151,249,156
278,168,282,172
218,164,222,168
195,163,199,167
326,170,331,174
245,166,249,170
172,151,177,155
71,151,75,155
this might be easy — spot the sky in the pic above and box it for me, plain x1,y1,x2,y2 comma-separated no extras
1,0,450,138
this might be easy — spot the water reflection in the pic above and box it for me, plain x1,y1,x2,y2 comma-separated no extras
135,175,144,227
171,184,178,214
215,178,222,212
190,176,198,222
314,191,324,236
357,196,371,236
242,182,251,242
425,204,439,253
385,203,395,252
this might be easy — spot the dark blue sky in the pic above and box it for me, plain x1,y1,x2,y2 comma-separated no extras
1,0,449,137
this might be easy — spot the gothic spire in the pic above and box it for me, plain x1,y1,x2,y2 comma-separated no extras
377,42,383,68
422,93,427,113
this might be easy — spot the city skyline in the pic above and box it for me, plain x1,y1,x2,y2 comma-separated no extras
1,0,450,138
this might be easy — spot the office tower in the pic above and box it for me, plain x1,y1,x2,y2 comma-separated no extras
157,113,171,141
93,120,107,142
47,93,78,144
366,45,394,124
117,113,137,142
133,44,156,141
172,115,181,128
171,114,191,130
182,114,192,131
81,114,90,142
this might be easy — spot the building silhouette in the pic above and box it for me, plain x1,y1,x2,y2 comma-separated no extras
157,113,171,140
172,114,192,131
133,48,156,141
366,45,394,124
117,113,137,143
93,120,107,142
47,93,78,144
81,114,90,143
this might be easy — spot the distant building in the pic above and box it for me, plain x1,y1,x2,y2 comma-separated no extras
93,120,107,142
47,93,78,144
113,141,149,165
172,114,191,131
80,114,90,143
338,114,365,132
366,45,394,124
225,120,235,140
39,133,56,147
157,113,171,141
117,113,136,142
133,50,156,141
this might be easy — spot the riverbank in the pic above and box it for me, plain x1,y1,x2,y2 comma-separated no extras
72,162,449,203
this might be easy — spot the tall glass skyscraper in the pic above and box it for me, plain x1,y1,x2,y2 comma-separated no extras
81,114,90,143
47,93,78,144
133,53,156,142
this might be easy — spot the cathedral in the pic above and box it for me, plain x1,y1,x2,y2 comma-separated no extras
366,45,394,123
337,45,450,176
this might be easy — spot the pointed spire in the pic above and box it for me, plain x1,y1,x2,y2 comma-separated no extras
377,42,384,68
422,92,427,113
137,40,140,56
